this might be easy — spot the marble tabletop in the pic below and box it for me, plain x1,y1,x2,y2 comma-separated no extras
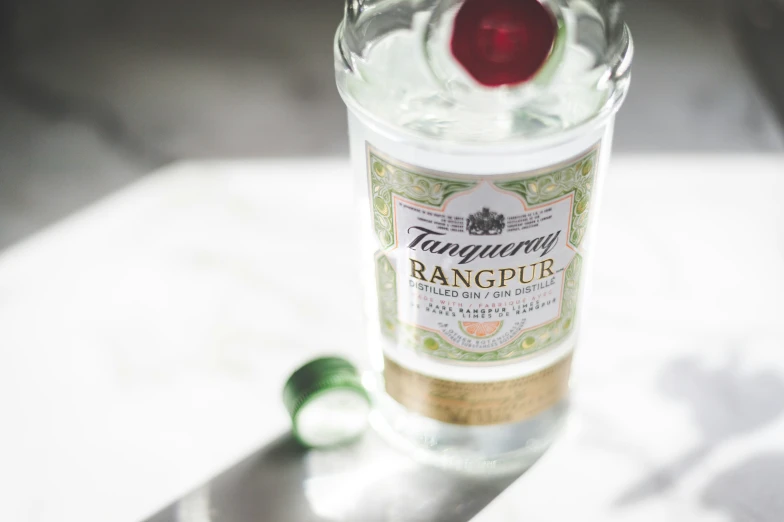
1,156,783,522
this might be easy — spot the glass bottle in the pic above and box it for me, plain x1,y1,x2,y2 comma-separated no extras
335,0,633,472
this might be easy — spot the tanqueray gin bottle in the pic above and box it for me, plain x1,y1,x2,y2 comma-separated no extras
335,0,632,471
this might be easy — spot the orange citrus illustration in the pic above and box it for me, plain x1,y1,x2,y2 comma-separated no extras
459,321,502,338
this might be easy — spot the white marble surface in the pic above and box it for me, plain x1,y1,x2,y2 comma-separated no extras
1,156,784,522
481,156,784,521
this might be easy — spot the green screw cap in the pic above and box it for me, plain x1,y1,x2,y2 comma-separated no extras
283,356,371,448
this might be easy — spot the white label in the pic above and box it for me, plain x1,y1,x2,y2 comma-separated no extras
370,143,598,365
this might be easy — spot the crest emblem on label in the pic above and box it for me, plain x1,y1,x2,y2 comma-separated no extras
467,208,506,235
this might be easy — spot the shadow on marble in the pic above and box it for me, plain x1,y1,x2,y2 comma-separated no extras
0,63,172,167
145,431,521,522
732,0,784,127
615,355,784,506
702,452,784,522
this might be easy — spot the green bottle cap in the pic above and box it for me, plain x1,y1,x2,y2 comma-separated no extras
282,356,371,448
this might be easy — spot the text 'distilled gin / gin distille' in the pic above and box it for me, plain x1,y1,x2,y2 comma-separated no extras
335,0,633,471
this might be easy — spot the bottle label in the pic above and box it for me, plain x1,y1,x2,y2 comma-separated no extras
370,143,599,365
384,353,572,425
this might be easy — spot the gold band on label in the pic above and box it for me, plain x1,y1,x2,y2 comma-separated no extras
384,354,572,426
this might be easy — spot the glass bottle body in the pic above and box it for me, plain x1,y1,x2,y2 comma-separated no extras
337,0,632,470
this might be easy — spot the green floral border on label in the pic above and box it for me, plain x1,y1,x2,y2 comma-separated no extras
369,155,476,250
375,253,398,340
370,146,598,363
493,155,595,248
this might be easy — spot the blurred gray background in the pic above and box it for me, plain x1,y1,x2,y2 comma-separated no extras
0,0,783,249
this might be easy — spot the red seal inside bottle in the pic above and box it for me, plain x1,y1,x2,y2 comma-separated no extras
451,0,557,87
